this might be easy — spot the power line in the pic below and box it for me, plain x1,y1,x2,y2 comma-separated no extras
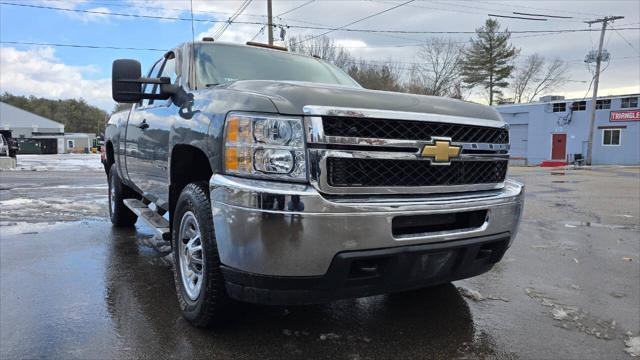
5,40,637,66
291,0,416,44
512,12,573,19
46,0,322,29
611,25,640,55
488,14,547,21
476,0,599,19
0,1,229,23
0,40,167,51
211,0,253,40
303,30,638,49
1,2,638,36
251,0,315,43
397,0,587,23
34,0,260,18
277,0,315,17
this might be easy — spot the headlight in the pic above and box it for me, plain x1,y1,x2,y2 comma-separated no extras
224,113,306,181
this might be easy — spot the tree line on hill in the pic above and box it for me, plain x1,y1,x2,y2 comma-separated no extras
0,93,107,135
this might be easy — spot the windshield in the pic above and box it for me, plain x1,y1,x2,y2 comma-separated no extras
193,43,360,88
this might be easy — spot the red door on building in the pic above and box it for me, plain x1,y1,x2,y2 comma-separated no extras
551,133,567,160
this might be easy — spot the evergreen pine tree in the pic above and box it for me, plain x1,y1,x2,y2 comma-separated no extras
461,19,519,105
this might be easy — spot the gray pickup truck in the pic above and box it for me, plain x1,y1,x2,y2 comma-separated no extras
105,40,524,327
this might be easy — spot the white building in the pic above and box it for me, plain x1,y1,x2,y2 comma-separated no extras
0,102,96,154
496,94,639,165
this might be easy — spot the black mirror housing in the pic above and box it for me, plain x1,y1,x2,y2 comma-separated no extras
112,59,142,103
112,59,178,103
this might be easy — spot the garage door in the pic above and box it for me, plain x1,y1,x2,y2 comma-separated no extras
509,124,528,159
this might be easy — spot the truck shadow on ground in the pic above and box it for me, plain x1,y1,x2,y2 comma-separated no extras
104,227,500,359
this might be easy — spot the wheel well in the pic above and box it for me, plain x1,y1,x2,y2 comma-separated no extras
169,145,213,226
105,141,115,173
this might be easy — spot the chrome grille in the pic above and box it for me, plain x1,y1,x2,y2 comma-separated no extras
322,116,509,144
328,158,508,187
303,105,510,195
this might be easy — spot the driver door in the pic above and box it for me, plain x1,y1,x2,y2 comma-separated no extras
125,53,177,206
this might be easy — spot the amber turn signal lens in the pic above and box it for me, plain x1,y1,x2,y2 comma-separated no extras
226,118,239,142
225,147,238,171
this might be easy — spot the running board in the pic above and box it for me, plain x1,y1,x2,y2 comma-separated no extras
123,198,171,240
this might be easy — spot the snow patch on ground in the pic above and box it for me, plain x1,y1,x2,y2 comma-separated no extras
5,154,102,172
625,336,640,357
525,287,617,340
458,287,509,302
0,197,105,222
0,198,35,206
0,221,86,236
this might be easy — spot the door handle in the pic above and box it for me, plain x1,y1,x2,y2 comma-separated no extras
138,119,149,130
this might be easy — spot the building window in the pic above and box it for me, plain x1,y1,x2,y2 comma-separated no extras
621,97,638,108
552,103,566,112
572,101,586,111
596,99,611,109
67,140,75,149
602,129,621,146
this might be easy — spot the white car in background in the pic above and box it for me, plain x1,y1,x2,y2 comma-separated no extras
0,134,8,156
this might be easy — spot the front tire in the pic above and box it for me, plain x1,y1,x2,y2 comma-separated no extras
172,182,230,328
108,164,138,226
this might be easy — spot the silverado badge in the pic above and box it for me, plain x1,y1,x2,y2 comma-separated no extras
421,139,461,164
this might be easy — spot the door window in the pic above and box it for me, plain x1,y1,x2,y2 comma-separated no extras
160,55,177,84
142,59,162,107
149,53,177,105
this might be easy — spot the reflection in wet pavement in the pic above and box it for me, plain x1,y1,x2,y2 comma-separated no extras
1,221,507,359
1,167,639,359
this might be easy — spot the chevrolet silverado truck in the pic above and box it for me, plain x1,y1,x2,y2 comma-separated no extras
105,40,524,327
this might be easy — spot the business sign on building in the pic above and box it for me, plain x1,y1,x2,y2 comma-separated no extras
610,110,640,122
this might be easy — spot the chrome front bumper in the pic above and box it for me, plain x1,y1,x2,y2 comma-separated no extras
210,175,524,277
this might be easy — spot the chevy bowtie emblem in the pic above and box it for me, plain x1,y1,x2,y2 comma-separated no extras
421,140,461,164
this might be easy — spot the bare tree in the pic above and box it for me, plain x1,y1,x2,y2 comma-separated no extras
348,60,404,92
287,35,354,71
412,38,466,97
511,54,569,103
287,35,410,93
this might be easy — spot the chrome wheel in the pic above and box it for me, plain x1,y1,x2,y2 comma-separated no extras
109,173,116,215
178,211,204,301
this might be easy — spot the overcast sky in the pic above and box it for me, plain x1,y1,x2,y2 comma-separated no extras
1,0,638,111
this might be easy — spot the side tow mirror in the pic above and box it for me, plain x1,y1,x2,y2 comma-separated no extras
112,59,142,103
112,59,177,103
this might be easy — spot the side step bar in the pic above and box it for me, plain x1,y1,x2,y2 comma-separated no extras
123,198,171,240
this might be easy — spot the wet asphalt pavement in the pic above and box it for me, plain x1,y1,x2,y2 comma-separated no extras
1,160,639,359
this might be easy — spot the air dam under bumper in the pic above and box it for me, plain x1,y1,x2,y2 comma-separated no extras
210,175,524,304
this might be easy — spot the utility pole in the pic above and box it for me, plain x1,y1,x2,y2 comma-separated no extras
585,15,623,166
267,0,273,45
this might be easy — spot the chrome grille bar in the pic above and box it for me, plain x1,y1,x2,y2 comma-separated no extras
303,105,510,195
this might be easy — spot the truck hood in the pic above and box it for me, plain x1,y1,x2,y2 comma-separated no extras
222,80,502,121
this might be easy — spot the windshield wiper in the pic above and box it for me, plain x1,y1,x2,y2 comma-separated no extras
205,83,220,87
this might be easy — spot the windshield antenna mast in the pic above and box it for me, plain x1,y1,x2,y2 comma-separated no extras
190,0,197,89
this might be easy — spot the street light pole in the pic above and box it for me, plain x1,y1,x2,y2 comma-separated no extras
585,16,623,166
